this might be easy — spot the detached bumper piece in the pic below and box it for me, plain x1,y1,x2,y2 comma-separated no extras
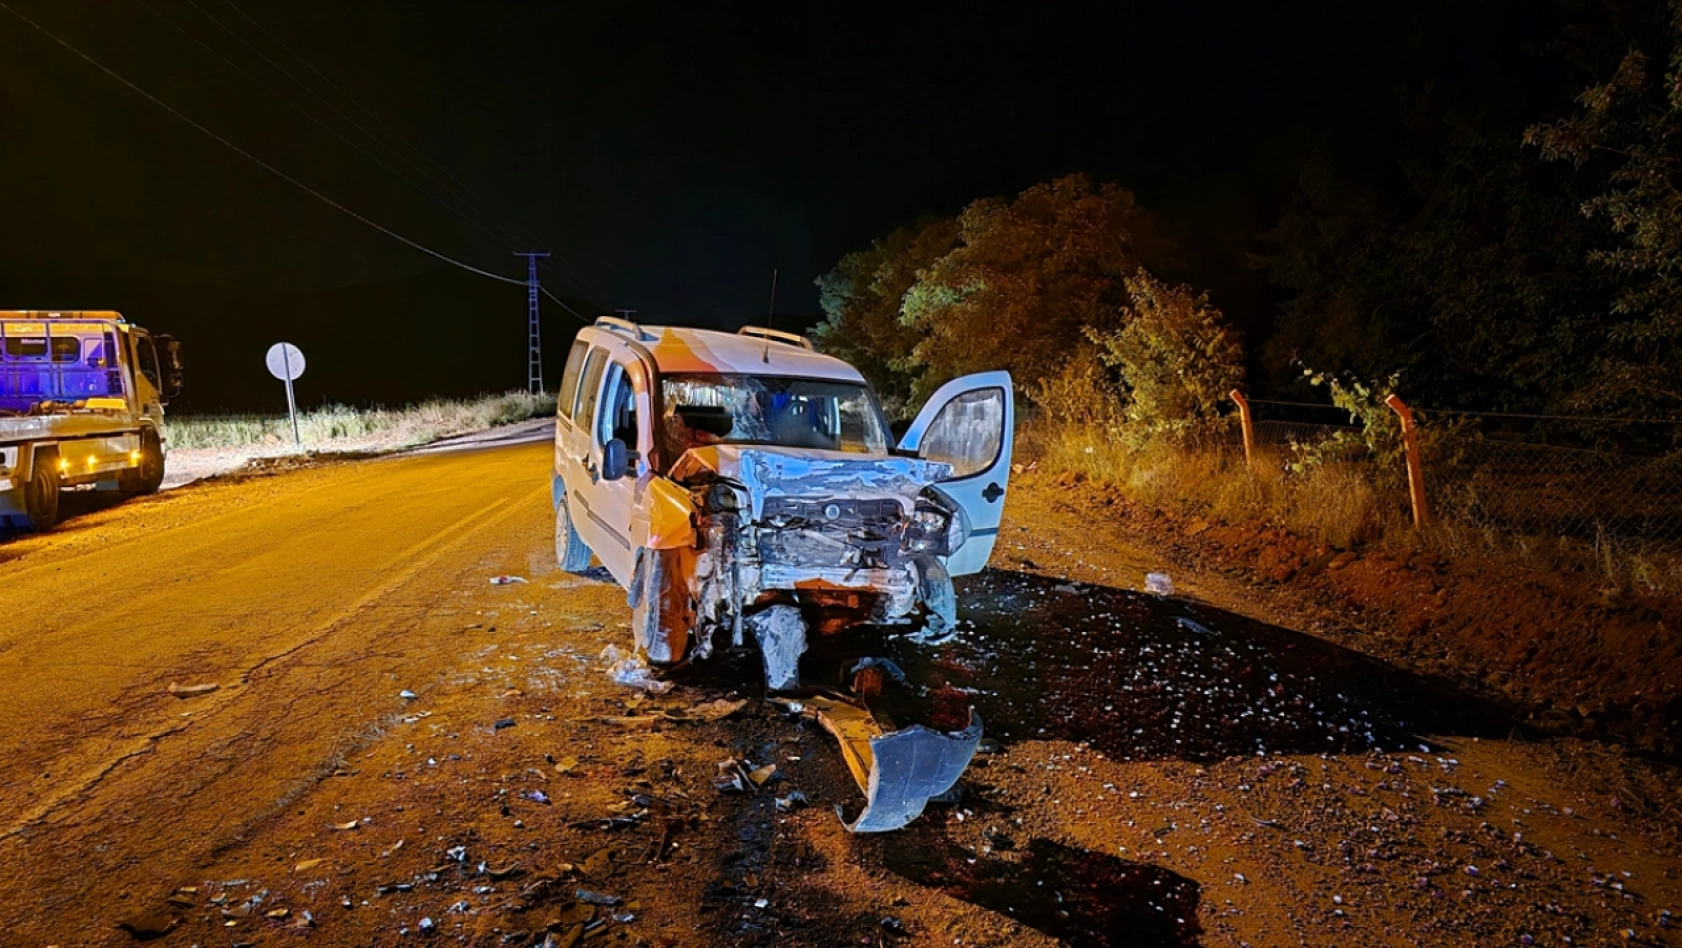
777,695,983,833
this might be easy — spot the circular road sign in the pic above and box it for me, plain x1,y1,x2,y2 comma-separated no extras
265,342,306,381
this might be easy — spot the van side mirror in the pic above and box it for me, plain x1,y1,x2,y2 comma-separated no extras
601,438,629,481
156,335,184,401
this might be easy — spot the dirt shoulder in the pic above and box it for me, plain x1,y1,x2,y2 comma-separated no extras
1005,469,1681,760
8,449,1682,947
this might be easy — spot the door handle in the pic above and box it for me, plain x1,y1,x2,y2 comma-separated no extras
982,481,1004,503
578,455,597,478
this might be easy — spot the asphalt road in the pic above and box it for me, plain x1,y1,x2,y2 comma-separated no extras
0,439,559,933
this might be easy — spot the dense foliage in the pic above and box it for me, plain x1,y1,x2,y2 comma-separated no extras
816,1,1682,430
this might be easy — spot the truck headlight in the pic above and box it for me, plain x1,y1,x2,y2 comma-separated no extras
904,488,969,556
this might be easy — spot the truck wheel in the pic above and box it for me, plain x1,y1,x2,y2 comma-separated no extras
121,432,165,495
555,492,593,573
631,548,688,665
18,459,60,532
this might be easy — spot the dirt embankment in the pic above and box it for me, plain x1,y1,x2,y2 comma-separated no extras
1009,469,1681,759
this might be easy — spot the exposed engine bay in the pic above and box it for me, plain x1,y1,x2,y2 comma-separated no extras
631,446,980,830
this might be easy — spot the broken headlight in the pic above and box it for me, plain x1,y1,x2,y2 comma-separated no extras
903,487,969,557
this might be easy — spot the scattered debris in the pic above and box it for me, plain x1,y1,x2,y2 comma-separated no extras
524,789,551,805
688,697,748,721
600,645,673,694
116,909,177,938
398,689,417,700
489,575,527,585
493,717,516,730
775,790,810,812
1176,617,1215,636
330,819,360,831
575,889,622,906
166,682,219,699
1144,571,1174,596
293,858,324,872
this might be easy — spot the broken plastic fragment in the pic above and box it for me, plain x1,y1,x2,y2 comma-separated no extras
688,697,748,721
1176,617,1214,636
167,682,219,699
796,696,983,832
746,605,806,691
599,644,673,694
489,575,527,585
1145,572,1173,596
116,909,178,938
575,889,621,906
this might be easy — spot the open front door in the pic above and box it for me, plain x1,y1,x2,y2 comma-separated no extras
897,371,1013,576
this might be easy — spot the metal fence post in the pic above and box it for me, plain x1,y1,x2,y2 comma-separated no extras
1384,393,1429,527
1230,389,1256,472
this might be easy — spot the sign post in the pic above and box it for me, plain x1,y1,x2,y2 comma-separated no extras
264,342,306,447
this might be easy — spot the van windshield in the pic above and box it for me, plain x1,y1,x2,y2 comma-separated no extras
661,373,889,460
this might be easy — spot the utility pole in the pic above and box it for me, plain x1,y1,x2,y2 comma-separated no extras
516,252,549,394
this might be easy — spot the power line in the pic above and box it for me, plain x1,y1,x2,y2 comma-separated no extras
541,285,591,325
0,0,525,286
136,0,528,257
216,0,604,293
178,0,530,257
220,0,540,252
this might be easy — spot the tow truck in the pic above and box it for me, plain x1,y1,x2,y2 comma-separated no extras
0,311,183,532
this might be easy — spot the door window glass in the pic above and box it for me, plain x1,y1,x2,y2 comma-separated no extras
557,339,588,419
574,349,608,423
596,363,639,448
135,335,161,389
920,388,1003,478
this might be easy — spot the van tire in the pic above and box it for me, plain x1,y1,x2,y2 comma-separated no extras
555,492,593,573
631,548,687,665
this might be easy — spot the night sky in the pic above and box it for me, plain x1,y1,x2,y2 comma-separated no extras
0,1,1550,411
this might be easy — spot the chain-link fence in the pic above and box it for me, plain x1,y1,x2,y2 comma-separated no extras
1427,424,1682,552
1238,398,1682,583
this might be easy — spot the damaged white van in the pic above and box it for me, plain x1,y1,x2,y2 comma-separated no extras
551,317,1013,830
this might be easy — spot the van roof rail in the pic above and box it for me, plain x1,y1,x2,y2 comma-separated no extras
595,315,644,338
737,325,814,351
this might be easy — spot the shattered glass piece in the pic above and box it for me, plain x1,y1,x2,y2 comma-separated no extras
844,711,983,833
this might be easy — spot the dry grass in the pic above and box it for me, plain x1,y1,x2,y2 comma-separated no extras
1028,418,1682,592
164,390,557,451
1032,420,1409,550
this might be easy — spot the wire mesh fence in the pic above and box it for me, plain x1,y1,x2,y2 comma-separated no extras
1237,397,1682,582
1426,426,1682,551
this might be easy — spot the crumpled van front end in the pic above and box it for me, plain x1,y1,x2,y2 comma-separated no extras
664,445,966,687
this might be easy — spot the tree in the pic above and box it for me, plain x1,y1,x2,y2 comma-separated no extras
1528,0,1682,415
1258,85,1611,413
896,174,1179,402
812,217,959,418
1091,271,1245,433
